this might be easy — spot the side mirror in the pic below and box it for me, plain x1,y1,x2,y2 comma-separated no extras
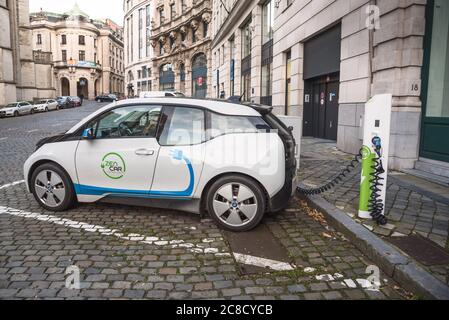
82,128,94,140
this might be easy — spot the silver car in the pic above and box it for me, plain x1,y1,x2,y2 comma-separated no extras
0,101,34,118
33,99,59,113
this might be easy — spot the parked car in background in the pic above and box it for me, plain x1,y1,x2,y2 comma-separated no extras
56,96,70,109
70,96,82,107
95,94,118,103
33,99,59,113
139,91,185,98
0,101,34,118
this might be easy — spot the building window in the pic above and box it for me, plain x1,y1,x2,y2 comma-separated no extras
142,66,148,78
192,53,208,99
160,41,165,55
159,8,165,24
229,37,235,96
170,3,176,20
79,50,85,61
242,19,252,59
138,70,142,79
159,63,175,91
285,50,292,115
61,34,67,45
146,4,152,57
203,22,208,38
192,29,197,43
262,0,274,44
261,0,274,106
37,34,42,45
79,35,85,45
139,8,145,59
62,50,67,62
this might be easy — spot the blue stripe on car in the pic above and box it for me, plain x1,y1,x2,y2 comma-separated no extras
74,151,195,199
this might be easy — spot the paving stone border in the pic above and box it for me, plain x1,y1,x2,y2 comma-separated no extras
298,188,449,300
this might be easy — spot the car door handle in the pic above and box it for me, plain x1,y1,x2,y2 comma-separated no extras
135,149,155,156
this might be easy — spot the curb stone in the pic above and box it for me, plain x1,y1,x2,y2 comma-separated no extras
297,186,449,300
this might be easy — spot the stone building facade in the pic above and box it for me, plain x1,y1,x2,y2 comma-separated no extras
30,4,125,100
124,0,212,98
0,0,55,107
212,0,449,178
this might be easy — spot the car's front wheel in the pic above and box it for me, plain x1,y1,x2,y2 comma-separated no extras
31,163,76,212
206,175,266,232
14,111,19,117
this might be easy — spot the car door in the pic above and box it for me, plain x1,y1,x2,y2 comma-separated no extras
48,100,57,110
150,105,206,199
75,104,162,198
19,102,30,115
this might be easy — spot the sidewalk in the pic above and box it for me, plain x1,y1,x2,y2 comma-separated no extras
298,138,449,287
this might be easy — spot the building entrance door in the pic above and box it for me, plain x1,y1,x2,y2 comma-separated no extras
303,73,339,141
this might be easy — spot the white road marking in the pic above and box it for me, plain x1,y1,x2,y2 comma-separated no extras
27,129,39,133
233,253,295,271
0,205,226,256
0,180,25,190
0,137,7,141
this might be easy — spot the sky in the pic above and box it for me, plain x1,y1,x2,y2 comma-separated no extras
29,0,124,25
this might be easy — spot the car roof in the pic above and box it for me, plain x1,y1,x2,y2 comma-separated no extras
66,97,262,134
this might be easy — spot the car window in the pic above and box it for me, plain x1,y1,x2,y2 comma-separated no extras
209,113,270,139
19,102,29,107
158,106,205,146
90,105,162,139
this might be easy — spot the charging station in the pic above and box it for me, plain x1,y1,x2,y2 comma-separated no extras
358,94,392,222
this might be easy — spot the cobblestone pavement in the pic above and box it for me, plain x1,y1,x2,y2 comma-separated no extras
299,137,449,285
0,103,411,300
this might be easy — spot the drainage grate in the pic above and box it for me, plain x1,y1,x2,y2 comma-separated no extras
387,234,449,266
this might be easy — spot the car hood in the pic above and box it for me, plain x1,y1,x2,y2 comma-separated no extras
1,108,16,112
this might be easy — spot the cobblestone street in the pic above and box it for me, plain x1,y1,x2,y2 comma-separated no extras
0,102,411,300
299,138,449,286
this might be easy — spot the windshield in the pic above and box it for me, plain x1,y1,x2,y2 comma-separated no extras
38,100,47,104
174,92,185,97
5,103,16,109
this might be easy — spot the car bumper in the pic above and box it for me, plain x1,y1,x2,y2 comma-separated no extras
269,167,298,212
0,112,14,117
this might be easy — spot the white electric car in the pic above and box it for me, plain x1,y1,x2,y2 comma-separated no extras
24,98,297,231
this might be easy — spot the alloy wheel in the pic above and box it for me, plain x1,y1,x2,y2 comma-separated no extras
212,183,258,228
34,170,66,208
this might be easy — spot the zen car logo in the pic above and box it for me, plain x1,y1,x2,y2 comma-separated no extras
101,153,126,179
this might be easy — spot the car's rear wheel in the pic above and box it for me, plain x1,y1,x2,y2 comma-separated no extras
30,109,34,114
31,163,76,212
206,175,266,232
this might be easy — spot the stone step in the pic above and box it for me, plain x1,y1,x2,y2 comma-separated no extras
402,169,449,187
415,158,449,179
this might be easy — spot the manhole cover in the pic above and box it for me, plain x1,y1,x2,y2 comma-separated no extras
387,234,449,266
